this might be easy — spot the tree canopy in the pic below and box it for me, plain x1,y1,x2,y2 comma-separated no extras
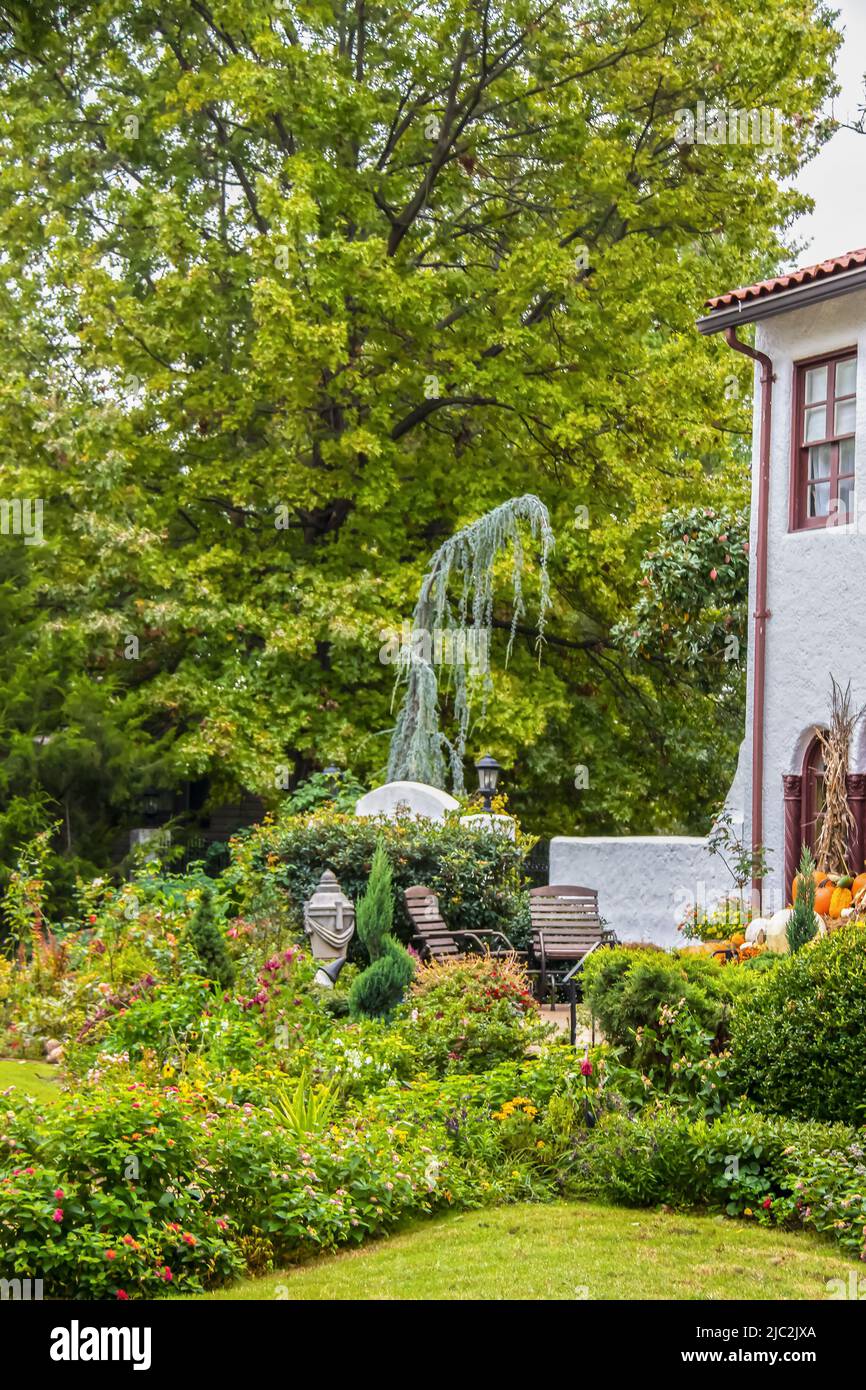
0,0,840,883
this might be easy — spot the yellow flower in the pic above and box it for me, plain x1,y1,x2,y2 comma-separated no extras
536,1140,545,1149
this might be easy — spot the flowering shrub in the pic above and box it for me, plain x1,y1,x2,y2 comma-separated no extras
0,1047,594,1295
398,954,543,1074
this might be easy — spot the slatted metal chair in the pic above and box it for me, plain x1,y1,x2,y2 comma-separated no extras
528,884,616,1003
404,885,521,962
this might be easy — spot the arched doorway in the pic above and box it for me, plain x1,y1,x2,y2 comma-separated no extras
800,733,826,854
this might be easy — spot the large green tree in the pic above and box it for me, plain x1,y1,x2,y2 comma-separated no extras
0,0,839,867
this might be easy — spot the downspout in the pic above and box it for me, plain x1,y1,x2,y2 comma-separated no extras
724,327,775,910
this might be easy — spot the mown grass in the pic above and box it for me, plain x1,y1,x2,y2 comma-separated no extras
191,1201,858,1301
0,1057,64,1105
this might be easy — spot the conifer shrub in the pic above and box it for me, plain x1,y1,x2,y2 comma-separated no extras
187,884,234,990
349,842,414,1017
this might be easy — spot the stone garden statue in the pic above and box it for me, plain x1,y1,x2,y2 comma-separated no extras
303,869,355,959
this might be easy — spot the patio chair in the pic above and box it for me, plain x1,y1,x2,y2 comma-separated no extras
404,885,521,962
528,884,616,1004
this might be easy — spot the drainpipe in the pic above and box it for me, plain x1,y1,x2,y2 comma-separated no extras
724,327,774,909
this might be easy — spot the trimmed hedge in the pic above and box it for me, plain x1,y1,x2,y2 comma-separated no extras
730,923,866,1124
224,805,533,950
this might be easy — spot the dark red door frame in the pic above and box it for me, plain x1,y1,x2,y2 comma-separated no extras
725,328,775,909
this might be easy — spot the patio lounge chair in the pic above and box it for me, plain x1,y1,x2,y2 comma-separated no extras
404,885,521,961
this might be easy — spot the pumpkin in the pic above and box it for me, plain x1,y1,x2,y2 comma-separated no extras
829,884,853,918
813,880,835,916
791,868,833,906
851,871,866,902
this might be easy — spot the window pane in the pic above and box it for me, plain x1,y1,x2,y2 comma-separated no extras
804,405,826,442
835,397,857,435
836,358,857,397
836,477,855,521
805,365,828,403
840,436,855,472
808,481,829,517
808,444,831,479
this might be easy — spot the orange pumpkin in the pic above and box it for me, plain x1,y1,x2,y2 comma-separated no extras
829,885,853,918
792,869,833,911
851,871,866,902
813,880,835,916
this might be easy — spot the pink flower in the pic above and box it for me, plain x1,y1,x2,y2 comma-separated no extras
161,1266,173,1282
105,1249,116,1260
53,1188,64,1200
709,568,718,581
52,1208,64,1223
580,1059,593,1077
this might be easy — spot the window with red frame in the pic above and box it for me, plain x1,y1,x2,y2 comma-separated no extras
792,351,857,530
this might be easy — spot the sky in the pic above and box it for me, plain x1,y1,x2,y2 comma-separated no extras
791,0,866,264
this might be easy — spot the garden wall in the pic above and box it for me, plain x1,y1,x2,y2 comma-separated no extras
548,836,732,947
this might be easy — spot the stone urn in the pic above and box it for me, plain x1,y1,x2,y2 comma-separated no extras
303,869,355,960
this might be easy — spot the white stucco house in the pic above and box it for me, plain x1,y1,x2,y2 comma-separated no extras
552,247,866,944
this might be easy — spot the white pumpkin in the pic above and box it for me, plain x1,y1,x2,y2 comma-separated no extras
745,917,770,944
765,907,793,955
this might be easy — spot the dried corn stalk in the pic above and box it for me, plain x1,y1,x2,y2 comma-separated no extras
815,677,860,874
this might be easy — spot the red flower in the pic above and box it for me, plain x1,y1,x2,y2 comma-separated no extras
116,1289,129,1301
161,1266,173,1282
580,1059,593,1077
762,1196,773,1210
52,1208,64,1223
53,1188,64,1200
105,1250,117,1260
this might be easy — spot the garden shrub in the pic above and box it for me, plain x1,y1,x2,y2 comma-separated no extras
730,922,866,1123
566,1103,866,1259
186,884,234,989
348,840,415,1018
582,946,749,1068
222,804,534,949
398,953,541,1074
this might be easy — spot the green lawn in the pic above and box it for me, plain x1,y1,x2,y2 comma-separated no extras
192,1202,859,1301
0,1057,64,1104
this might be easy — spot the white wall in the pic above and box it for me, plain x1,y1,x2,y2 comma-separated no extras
742,287,866,899
549,835,734,947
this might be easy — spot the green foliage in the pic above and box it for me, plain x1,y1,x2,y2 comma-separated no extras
399,953,541,1073
348,937,415,1020
568,1103,859,1220
348,837,414,1017
0,1,841,853
787,844,818,953
186,884,235,990
730,924,866,1123
581,946,749,1068
272,1071,339,1139
224,803,534,947
355,839,393,961
615,506,749,681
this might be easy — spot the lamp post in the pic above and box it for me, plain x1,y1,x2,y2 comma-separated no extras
322,765,342,795
475,754,503,813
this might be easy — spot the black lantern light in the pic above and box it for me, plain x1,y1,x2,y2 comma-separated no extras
475,754,503,813
141,788,162,822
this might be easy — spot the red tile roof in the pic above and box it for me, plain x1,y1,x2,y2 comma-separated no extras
705,247,866,310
